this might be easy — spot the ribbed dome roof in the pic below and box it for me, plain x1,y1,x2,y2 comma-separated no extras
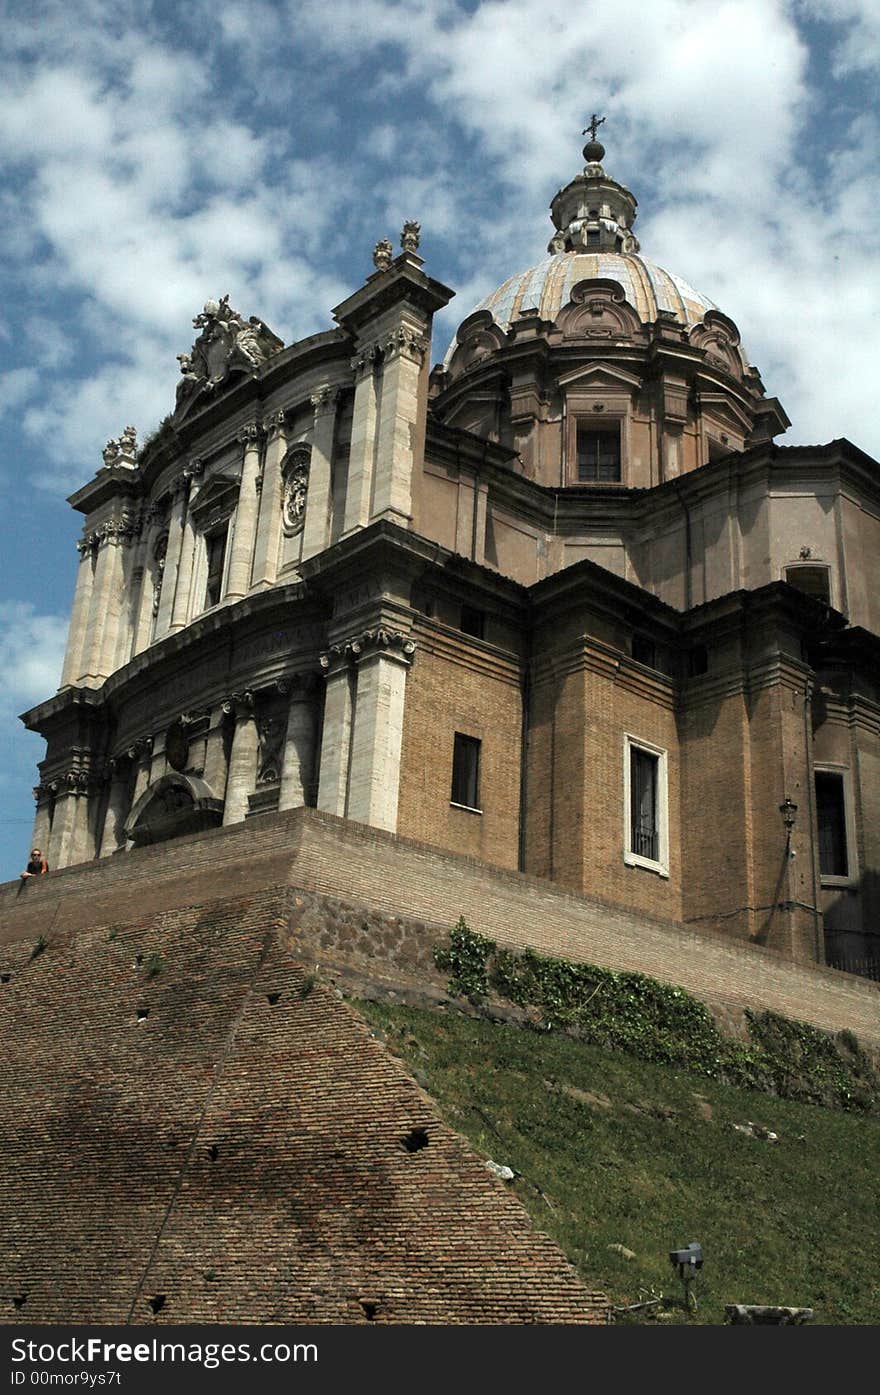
444,251,717,367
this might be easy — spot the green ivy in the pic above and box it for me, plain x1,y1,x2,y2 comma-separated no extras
433,917,497,1003
433,921,878,1113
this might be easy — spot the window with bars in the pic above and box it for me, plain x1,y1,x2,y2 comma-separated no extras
451,733,481,810
815,770,849,879
624,735,668,874
576,425,621,482
630,747,658,861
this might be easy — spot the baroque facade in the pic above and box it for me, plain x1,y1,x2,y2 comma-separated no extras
24,135,879,971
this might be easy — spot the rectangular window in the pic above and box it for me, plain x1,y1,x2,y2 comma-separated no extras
815,771,848,879
624,735,669,875
630,748,658,861
451,733,481,810
632,634,656,669
460,604,485,639
204,527,227,609
785,564,831,605
576,425,621,482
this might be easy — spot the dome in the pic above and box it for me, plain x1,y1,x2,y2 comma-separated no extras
444,250,718,368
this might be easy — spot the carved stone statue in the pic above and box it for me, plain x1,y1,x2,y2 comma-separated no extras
175,295,284,413
101,425,139,471
400,220,421,253
373,238,393,271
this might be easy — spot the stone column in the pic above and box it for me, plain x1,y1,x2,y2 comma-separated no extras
129,736,154,808
154,478,189,637
130,507,165,657
222,693,259,825
47,772,97,869
60,538,97,687
80,524,128,683
251,411,287,589
316,649,356,816
203,705,232,804
346,630,415,831
99,758,132,857
279,676,319,810
371,326,427,526
169,460,202,632
301,387,337,561
225,425,263,600
343,346,380,535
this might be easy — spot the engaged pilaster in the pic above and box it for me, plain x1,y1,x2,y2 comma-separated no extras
251,411,287,588
372,326,428,525
343,345,381,534
301,387,337,560
222,692,259,825
346,629,416,831
154,478,189,636
225,424,263,599
279,674,319,810
316,647,357,817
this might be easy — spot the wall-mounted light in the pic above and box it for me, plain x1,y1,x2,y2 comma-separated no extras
779,798,798,831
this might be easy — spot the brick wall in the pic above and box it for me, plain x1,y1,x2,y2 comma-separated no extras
397,624,522,867
2,807,876,1046
0,886,607,1324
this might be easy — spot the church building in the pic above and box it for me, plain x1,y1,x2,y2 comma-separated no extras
23,130,880,973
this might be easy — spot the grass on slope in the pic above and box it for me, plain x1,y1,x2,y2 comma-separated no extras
356,998,880,1325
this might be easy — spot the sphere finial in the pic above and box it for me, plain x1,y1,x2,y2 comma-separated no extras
582,112,606,164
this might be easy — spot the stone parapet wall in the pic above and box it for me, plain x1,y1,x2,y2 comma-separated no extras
1,807,877,1044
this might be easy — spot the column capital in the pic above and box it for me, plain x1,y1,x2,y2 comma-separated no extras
310,384,338,416
383,326,428,364
238,421,263,447
321,628,416,671
264,408,287,438
350,342,382,378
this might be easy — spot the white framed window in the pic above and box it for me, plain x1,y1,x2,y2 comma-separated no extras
814,764,857,887
451,732,481,812
623,734,669,877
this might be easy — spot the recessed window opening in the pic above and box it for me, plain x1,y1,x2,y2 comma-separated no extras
632,635,656,669
204,526,228,609
688,645,709,677
815,771,848,879
577,425,621,482
586,229,600,247
630,748,659,862
624,735,669,876
785,564,830,605
459,604,485,639
451,733,481,810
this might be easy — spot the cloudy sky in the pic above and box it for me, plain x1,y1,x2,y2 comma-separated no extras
0,0,877,878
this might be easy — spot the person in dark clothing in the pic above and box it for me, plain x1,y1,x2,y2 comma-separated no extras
20,849,48,879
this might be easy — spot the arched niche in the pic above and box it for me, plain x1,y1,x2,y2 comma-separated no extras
124,773,223,847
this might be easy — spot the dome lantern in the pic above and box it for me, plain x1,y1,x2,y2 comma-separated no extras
548,118,640,255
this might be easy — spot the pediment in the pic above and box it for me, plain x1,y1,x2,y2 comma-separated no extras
189,471,241,527
557,362,643,395
556,279,644,342
689,310,746,381
448,310,508,375
696,389,754,436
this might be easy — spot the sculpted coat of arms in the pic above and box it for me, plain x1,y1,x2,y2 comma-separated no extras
175,295,283,412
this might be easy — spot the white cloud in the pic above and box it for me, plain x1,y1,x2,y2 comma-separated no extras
0,603,67,718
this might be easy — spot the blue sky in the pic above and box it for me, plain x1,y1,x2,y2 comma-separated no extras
0,0,878,878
